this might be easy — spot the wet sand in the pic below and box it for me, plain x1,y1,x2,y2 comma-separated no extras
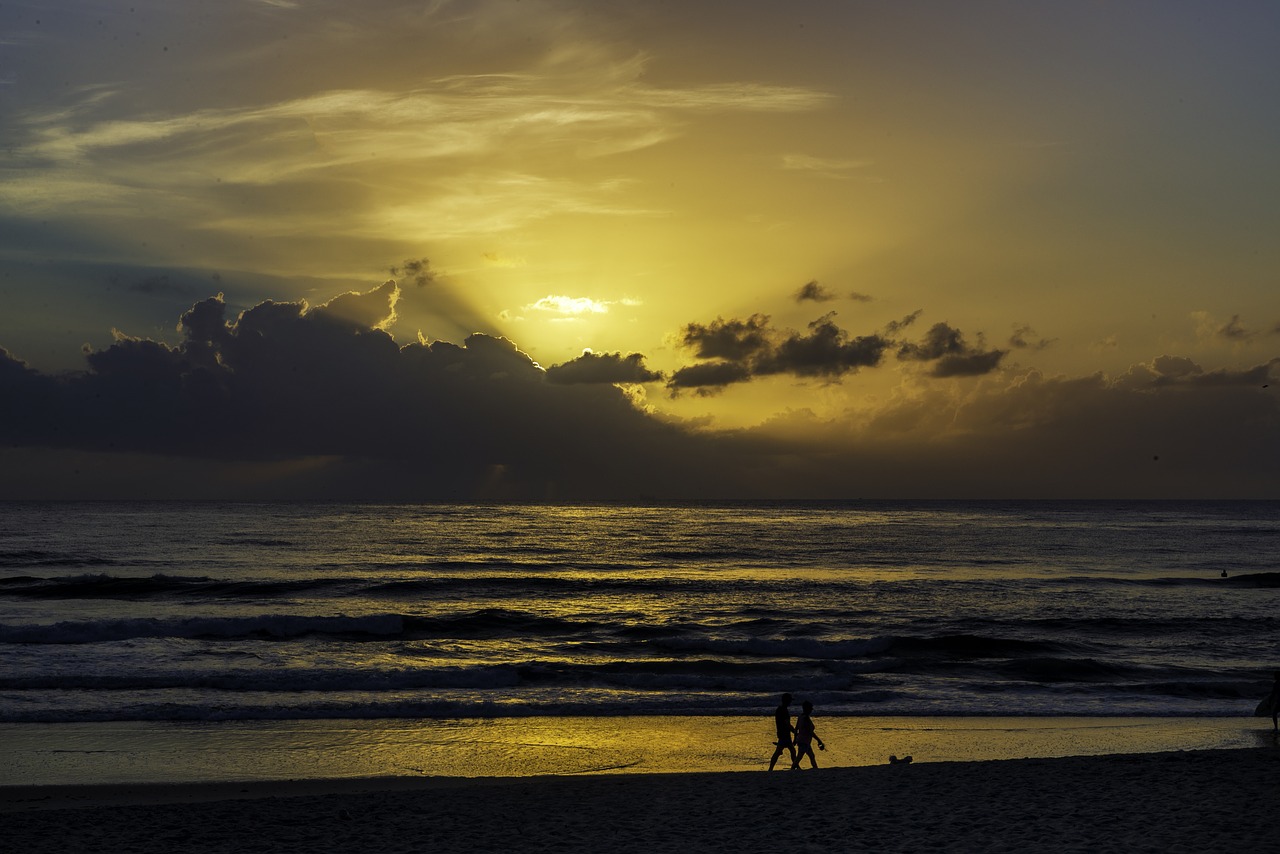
0,715,1267,786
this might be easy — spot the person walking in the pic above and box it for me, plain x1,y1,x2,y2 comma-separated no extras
791,699,825,770
767,693,796,770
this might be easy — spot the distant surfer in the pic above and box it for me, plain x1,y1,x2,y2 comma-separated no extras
791,699,826,770
768,693,797,770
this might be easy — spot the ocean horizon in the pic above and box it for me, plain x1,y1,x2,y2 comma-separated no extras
3,499,1277,725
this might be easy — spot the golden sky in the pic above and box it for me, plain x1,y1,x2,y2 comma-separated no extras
1,1,1278,498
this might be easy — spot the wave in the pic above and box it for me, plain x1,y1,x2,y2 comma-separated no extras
0,573,351,600
362,575,715,596
0,613,407,644
646,635,896,660
0,571,728,602
216,537,298,548
0,673,1262,724
1040,572,1280,588
0,549,119,568
1216,572,1280,588
13,569,1278,610
0,658,826,695
402,609,608,638
0,608,626,645
0,694,795,724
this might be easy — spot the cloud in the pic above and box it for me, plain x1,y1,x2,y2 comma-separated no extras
2,284,1277,500
1218,314,1252,341
313,280,400,330
0,283,731,499
884,310,923,335
849,292,873,303
795,280,835,303
528,295,611,315
390,258,435,288
671,312,889,391
1009,324,1054,351
759,315,890,379
897,322,1007,377
667,360,754,394
1121,355,1278,388
483,251,526,268
1193,311,1258,343
545,350,663,385
680,315,774,361
780,154,873,179
672,311,1010,391
737,360,1280,498
3,47,831,249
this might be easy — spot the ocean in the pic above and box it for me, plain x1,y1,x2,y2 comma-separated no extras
2,500,1277,726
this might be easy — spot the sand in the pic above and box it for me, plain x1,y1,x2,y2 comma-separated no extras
3,747,1277,853
2,716,1266,787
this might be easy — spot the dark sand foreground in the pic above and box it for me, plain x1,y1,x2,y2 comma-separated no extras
4,748,1277,853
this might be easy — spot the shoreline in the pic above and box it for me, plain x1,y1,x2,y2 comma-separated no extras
3,714,1273,790
4,747,1278,853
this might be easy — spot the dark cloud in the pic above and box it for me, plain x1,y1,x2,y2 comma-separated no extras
672,311,1011,390
897,322,967,361
2,286,1277,500
1009,324,1054,351
1147,355,1202,381
757,314,889,378
667,360,754,393
312,280,399,330
680,314,773,361
390,257,435,288
1218,314,1252,340
735,359,1280,498
671,312,889,391
898,322,1006,377
795,280,835,302
0,285,735,500
849,291,873,303
931,350,1007,378
545,351,663,385
1130,355,1278,388
884,310,923,335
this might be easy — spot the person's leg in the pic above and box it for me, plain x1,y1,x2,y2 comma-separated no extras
768,744,785,770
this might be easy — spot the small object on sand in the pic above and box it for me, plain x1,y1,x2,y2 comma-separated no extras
339,809,354,821
889,755,913,765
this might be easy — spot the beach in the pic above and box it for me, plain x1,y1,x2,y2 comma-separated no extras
4,747,1277,853
5,501,1278,851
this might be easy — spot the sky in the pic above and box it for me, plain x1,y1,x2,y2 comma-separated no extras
1,0,1278,499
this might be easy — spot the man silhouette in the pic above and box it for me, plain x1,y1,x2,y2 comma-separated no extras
767,693,796,770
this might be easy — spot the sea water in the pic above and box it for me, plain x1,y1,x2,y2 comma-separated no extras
2,500,1276,725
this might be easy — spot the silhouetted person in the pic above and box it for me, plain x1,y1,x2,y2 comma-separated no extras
791,699,825,769
768,693,796,770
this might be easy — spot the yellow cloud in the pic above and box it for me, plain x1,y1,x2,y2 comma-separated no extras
529,295,610,315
